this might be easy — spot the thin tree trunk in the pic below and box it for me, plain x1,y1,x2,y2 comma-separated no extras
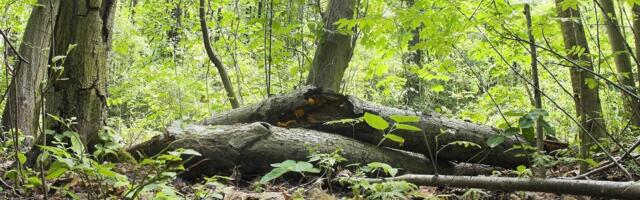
403,0,424,105
199,0,240,109
364,174,640,199
45,0,117,149
306,0,356,91
597,0,640,126
555,0,608,173
1,0,59,137
524,4,545,177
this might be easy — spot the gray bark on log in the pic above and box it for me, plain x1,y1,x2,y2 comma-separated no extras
129,122,489,178
364,174,640,199
202,86,531,168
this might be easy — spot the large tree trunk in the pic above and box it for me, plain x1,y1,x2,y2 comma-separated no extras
597,0,640,126
306,0,356,91
364,174,640,199
45,0,117,149
129,122,493,178
202,86,532,169
1,0,59,137
556,0,608,173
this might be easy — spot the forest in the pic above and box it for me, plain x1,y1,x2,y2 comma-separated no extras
0,0,640,199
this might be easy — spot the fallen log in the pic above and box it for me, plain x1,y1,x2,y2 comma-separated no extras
202,86,530,168
129,122,489,178
362,174,640,199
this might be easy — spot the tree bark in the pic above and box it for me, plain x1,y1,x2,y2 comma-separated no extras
1,0,59,136
555,0,608,173
202,86,532,169
597,0,640,126
45,0,117,149
524,4,545,177
363,174,640,199
129,122,492,178
199,0,240,109
306,0,356,91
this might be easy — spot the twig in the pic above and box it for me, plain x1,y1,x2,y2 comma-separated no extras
0,29,28,64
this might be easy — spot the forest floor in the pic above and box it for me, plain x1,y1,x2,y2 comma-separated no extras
0,159,619,200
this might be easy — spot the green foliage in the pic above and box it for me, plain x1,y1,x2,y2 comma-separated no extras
363,112,422,145
259,160,320,184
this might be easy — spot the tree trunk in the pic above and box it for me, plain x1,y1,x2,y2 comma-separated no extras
597,0,640,126
45,0,117,149
199,0,240,109
1,0,59,137
524,4,545,177
129,122,493,179
555,0,608,173
402,0,424,105
364,174,640,199
306,0,355,92
202,86,534,169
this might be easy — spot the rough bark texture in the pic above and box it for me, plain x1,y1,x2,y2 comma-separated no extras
202,86,531,169
45,0,117,148
129,122,492,178
365,174,640,199
597,0,640,126
306,0,355,91
555,0,607,173
1,0,59,136
199,0,240,108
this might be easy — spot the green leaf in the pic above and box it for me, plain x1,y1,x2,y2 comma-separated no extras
430,84,445,93
384,134,405,144
364,112,389,130
389,115,420,123
521,127,535,143
63,131,84,155
260,167,289,183
503,127,520,136
585,78,598,89
46,161,68,180
367,162,398,177
394,123,422,131
486,135,506,148
51,55,66,63
518,115,534,129
17,153,26,165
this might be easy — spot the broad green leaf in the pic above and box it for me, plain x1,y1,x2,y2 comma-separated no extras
260,167,289,183
486,135,506,148
46,161,68,180
395,124,422,132
368,162,398,177
17,153,26,165
389,115,420,123
364,112,389,130
384,134,405,144
518,115,534,129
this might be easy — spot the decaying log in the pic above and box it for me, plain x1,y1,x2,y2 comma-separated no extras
363,174,640,199
129,122,489,178
202,86,530,168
